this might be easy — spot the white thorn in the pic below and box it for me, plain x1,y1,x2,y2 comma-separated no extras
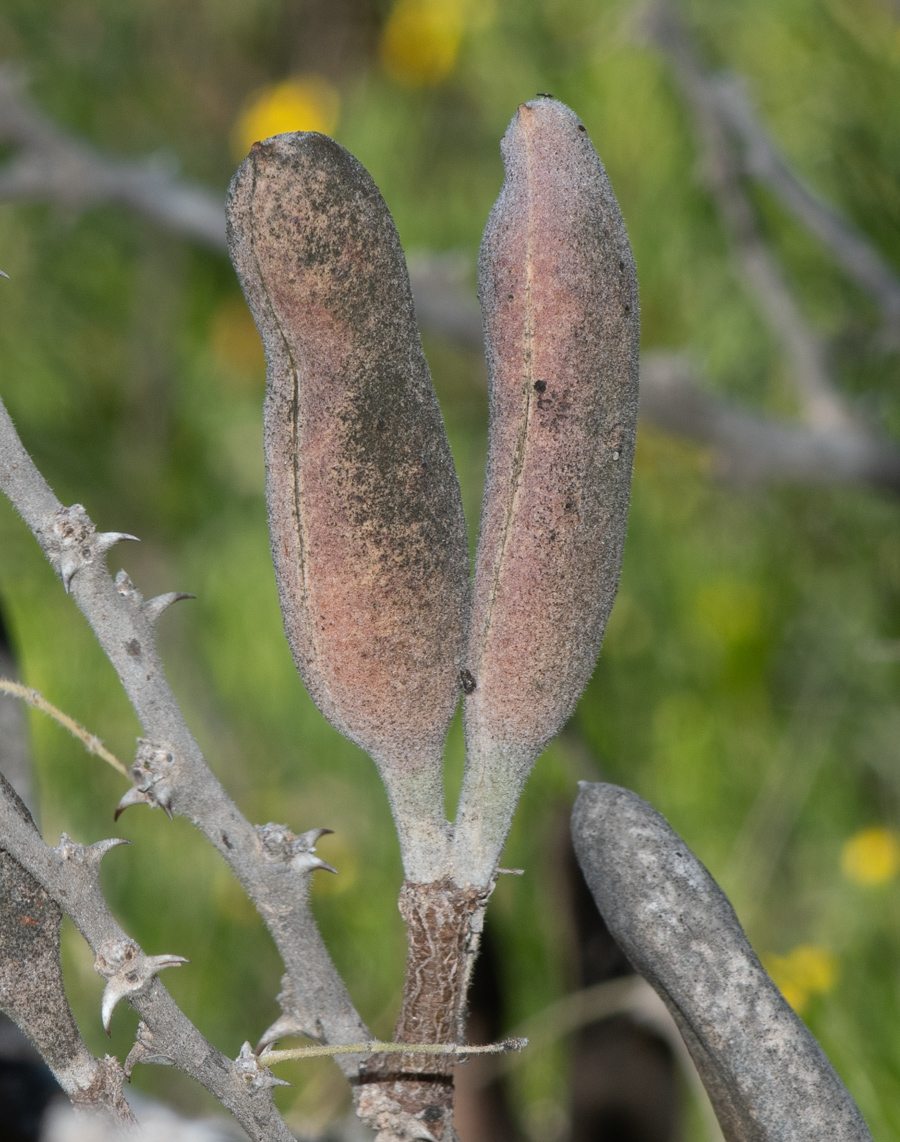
60,555,80,594
145,592,195,623
86,837,131,864
292,852,337,875
255,1013,312,1054
296,827,333,849
95,532,139,555
115,787,153,820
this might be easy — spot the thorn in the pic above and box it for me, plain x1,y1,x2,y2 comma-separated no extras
144,592,195,623
94,532,139,556
0,269,9,279
296,827,333,848
86,837,131,865
292,852,337,875
255,1012,312,1054
114,787,153,820
60,555,80,595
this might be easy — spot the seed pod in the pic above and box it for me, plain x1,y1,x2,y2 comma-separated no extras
226,133,469,882
454,98,639,887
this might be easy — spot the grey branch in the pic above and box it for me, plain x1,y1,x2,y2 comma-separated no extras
0,775,294,1142
0,774,135,1126
2,66,900,497
0,393,370,1071
640,353,900,492
572,783,872,1142
648,0,852,434
0,68,225,248
708,74,900,341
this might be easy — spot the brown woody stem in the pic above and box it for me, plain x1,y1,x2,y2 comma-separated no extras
355,880,491,1142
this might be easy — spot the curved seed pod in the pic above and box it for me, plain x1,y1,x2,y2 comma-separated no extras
454,98,639,887
573,784,874,1142
226,133,469,882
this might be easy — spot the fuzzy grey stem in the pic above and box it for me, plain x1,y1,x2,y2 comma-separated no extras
0,775,135,1125
0,393,369,1069
571,782,873,1142
0,776,295,1142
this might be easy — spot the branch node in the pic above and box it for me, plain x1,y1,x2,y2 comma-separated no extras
234,1041,292,1091
44,507,138,594
95,939,188,1034
257,975,321,1053
255,822,337,875
114,739,177,820
124,1021,175,1078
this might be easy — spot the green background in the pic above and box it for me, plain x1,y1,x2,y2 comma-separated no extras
1,0,899,1137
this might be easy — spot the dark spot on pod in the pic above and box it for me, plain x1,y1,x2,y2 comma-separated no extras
619,259,625,270
222,833,233,849
508,293,514,301
459,669,477,695
125,639,141,658
577,124,587,133
534,380,547,393
624,304,630,313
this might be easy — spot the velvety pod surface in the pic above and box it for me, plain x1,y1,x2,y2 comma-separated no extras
226,133,469,777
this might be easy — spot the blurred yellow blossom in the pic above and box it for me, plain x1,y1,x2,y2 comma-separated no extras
231,75,340,160
841,825,900,886
379,0,468,87
763,944,838,1014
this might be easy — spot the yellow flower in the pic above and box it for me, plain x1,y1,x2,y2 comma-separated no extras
763,944,838,1014
379,0,466,87
841,826,900,887
231,75,340,160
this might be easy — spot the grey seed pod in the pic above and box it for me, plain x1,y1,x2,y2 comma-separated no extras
454,98,639,887
226,133,469,882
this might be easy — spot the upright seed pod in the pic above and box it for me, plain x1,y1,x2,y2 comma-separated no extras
453,98,640,888
226,133,469,883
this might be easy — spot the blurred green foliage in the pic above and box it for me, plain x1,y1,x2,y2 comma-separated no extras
1,0,900,1137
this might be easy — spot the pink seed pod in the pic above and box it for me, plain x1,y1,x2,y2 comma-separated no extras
226,133,469,882
454,98,640,887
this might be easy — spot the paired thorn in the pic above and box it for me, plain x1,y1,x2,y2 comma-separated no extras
234,1041,292,1091
95,940,188,1034
49,506,140,594
255,822,337,875
115,739,177,820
